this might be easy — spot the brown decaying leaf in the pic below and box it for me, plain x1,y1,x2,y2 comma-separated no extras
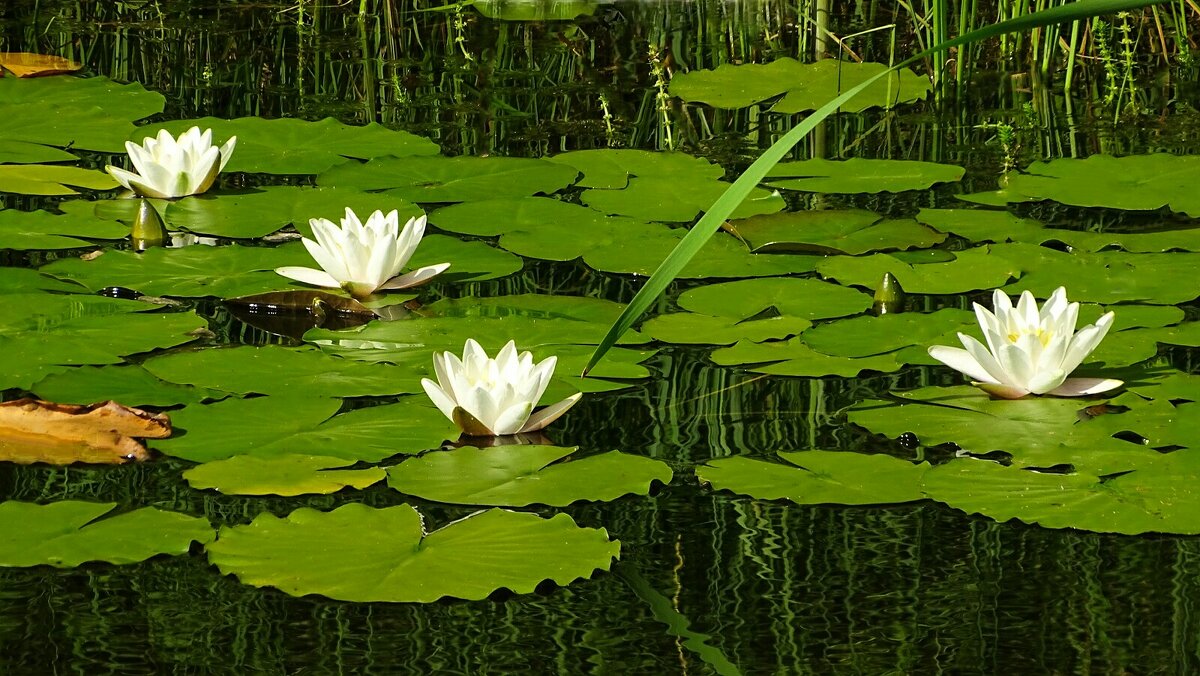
0,399,171,465
0,52,81,78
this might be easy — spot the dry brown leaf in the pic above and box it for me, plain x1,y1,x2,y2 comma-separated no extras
0,399,171,465
0,52,81,78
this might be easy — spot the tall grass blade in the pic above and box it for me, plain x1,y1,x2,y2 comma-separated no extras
583,0,1168,376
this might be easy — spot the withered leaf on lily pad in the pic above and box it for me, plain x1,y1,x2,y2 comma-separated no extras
0,398,169,465
0,52,81,78
224,290,378,339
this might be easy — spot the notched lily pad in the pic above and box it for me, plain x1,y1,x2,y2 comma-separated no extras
206,503,620,602
727,210,945,255
0,501,214,567
669,58,930,113
184,454,386,496
387,444,672,506
764,159,964,194
698,450,929,505
0,164,118,196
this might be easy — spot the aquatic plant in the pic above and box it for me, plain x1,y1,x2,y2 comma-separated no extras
105,126,236,198
274,207,448,299
422,339,582,437
928,287,1122,399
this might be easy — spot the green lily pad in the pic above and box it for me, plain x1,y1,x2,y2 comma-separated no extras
847,385,1162,475
642,312,812,345
0,501,213,567
153,395,457,463
387,445,672,506
922,453,1200,535
711,338,907,377
987,243,1200,305
0,165,119,196
142,345,422,398
0,267,87,294
40,242,316,298
764,159,964,194
319,156,578,202
0,207,127,249
992,154,1200,217
0,294,205,390
142,117,439,175
801,308,977,358
206,503,620,602
0,76,165,155
31,364,220,407
917,208,1200,253
430,197,814,277
669,58,931,113
726,209,945,254
676,277,873,320
184,454,386,496
548,149,782,222
698,451,929,504
816,246,1018,294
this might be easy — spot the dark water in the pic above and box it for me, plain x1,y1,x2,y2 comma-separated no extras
2,1,1200,673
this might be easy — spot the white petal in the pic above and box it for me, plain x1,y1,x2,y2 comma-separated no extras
274,266,342,289
927,345,996,384
490,401,534,436
217,136,237,171
105,165,140,193
421,378,458,422
958,334,1014,386
975,382,1031,399
520,392,583,433
1060,312,1115,374
1046,378,1124,397
1025,367,1067,394
377,263,450,290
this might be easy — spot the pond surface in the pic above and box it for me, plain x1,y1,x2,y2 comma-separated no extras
2,1,1200,673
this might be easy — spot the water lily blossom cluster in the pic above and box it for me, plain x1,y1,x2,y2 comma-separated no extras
275,207,449,299
928,287,1122,399
105,127,237,199
422,339,582,436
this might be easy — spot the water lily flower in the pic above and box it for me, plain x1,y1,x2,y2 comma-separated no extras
275,208,449,299
927,287,1122,399
422,339,582,436
105,127,236,199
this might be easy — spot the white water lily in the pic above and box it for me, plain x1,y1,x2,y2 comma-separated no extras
422,339,582,436
928,287,1122,399
275,207,449,299
105,127,236,199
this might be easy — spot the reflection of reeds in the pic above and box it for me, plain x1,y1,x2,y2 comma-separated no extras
2,1,1194,161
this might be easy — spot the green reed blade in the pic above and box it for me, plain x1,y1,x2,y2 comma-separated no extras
583,0,1169,376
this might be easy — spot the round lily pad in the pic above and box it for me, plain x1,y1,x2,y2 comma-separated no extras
0,75,165,154
31,364,220,407
387,445,672,506
998,154,1200,217
0,164,118,196
143,345,422,398
0,207,127,249
669,58,930,113
206,503,620,602
923,453,1200,535
698,451,929,505
710,338,907,377
816,246,1018,294
764,159,964,194
727,209,944,254
641,312,811,345
184,454,386,496
40,243,315,298
0,501,213,567
319,156,578,202
152,395,457,464
143,117,440,175
676,278,873,320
